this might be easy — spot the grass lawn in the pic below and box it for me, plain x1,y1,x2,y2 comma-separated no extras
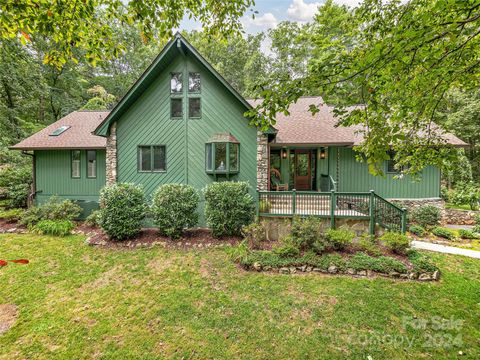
0,234,479,359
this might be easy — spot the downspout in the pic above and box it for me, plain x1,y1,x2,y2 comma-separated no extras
21,150,36,207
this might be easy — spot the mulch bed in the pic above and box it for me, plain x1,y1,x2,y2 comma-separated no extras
83,226,242,250
0,219,26,234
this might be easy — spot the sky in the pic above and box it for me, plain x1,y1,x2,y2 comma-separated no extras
178,0,362,34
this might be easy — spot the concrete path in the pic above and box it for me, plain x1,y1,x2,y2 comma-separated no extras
444,224,474,230
412,240,480,259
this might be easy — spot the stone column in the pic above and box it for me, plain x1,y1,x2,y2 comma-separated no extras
106,122,117,185
257,131,269,191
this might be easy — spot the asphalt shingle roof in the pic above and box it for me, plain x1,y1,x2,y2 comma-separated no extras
11,97,466,150
10,111,108,150
248,97,467,147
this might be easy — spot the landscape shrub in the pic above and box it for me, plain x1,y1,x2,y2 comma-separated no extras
241,222,266,249
348,252,407,273
240,251,346,271
151,184,199,239
32,219,75,236
458,229,480,239
356,234,382,257
290,216,324,251
380,232,411,254
474,214,480,233
203,181,255,237
449,182,480,210
20,196,82,228
410,205,441,228
0,165,32,208
325,228,355,250
85,210,101,227
0,208,24,222
431,227,456,240
99,183,147,240
273,239,301,258
409,225,426,237
407,250,439,273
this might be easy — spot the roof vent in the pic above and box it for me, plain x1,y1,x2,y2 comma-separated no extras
49,125,71,136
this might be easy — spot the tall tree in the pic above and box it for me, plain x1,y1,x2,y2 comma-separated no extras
0,0,255,67
248,0,480,176
186,30,269,97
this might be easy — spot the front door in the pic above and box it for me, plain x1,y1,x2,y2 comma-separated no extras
294,150,311,190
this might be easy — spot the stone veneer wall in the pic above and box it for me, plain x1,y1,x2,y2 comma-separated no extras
389,198,446,222
259,216,385,242
443,208,480,225
257,131,269,191
105,122,117,185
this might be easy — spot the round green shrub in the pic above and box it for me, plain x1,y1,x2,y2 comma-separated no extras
99,183,147,241
241,222,266,249
409,224,426,237
410,205,441,228
325,228,355,250
290,216,324,251
151,184,199,239
203,181,255,237
380,231,411,254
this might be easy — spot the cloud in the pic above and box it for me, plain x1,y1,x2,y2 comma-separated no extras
243,12,278,31
333,0,362,7
287,0,321,22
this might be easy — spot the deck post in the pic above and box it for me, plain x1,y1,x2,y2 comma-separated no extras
330,189,335,229
401,208,407,234
292,189,297,215
369,190,375,236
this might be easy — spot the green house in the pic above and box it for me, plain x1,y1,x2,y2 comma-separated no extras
12,33,465,224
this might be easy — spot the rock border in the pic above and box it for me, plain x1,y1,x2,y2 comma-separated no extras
246,263,440,281
85,235,234,250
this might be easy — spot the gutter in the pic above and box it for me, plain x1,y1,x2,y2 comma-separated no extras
21,150,36,207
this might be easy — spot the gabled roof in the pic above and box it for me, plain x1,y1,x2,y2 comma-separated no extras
10,111,108,150
94,32,252,136
248,97,467,147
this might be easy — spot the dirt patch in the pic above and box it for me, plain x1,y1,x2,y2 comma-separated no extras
0,219,26,233
0,304,18,334
85,227,241,250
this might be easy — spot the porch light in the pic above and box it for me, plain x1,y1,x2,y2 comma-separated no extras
320,148,326,159
282,148,287,159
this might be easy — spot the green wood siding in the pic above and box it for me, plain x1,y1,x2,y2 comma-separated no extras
115,53,258,225
34,150,106,217
331,147,440,198
273,146,440,198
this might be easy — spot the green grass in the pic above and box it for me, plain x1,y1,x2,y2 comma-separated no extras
445,203,475,211
0,234,479,359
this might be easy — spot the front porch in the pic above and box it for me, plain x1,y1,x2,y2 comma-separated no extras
257,189,407,234
268,146,336,192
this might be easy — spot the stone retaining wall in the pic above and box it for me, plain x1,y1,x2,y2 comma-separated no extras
259,216,384,242
443,208,479,225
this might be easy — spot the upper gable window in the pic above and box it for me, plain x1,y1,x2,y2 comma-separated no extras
188,72,201,93
171,73,183,93
171,98,183,118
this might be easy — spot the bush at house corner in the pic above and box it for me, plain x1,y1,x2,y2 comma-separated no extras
99,183,147,241
152,184,199,240
203,181,255,237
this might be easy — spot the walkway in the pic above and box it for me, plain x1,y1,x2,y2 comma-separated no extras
412,240,480,259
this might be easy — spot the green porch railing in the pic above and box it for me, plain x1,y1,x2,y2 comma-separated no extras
257,189,407,234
